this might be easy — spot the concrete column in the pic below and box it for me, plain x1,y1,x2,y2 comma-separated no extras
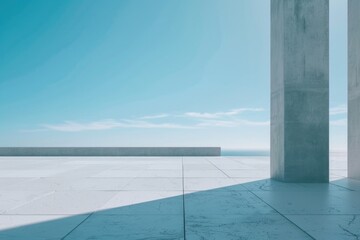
348,0,360,180
271,0,329,182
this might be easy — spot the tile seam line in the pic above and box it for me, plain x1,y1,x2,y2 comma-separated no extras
205,157,232,178
3,213,359,216
329,182,355,191
2,190,56,214
182,157,187,240
248,190,317,240
61,212,94,240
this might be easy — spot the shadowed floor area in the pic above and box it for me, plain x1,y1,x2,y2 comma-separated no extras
0,153,359,239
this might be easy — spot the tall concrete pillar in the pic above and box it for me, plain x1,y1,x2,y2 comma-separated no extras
348,0,360,180
271,0,329,182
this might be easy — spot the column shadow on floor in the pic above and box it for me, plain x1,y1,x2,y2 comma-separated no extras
0,178,360,240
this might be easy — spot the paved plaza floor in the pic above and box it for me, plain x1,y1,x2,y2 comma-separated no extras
0,153,359,239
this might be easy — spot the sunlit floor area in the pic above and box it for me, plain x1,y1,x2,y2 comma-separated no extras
0,153,359,240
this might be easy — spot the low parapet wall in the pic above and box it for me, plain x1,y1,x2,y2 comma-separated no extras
0,147,221,157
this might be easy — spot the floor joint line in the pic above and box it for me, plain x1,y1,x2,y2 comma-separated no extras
249,190,316,240
61,213,94,240
181,157,187,240
206,157,232,178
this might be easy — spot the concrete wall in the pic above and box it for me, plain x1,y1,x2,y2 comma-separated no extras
0,147,221,157
348,0,360,180
271,0,329,182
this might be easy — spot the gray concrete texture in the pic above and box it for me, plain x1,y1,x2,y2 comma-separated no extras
0,153,355,240
0,147,221,157
348,0,360,180
271,0,329,182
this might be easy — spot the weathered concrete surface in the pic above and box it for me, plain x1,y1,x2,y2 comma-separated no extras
348,0,360,180
0,147,221,157
271,0,329,182
0,154,352,239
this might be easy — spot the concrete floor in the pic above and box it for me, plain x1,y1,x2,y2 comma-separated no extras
0,153,359,240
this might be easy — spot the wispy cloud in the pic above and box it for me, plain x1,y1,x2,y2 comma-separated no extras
329,104,347,126
32,107,267,132
139,114,169,119
42,119,194,132
184,108,264,119
35,106,349,132
43,119,123,132
330,118,347,126
21,128,49,133
196,119,269,127
330,105,347,115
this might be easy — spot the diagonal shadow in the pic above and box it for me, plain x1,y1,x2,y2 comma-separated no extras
0,178,360,240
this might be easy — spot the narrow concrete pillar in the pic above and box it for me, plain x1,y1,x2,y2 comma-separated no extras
271,0,329,182
348,0,360,180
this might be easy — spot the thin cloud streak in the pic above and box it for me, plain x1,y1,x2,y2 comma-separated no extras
196,119,270,127
43,119,122,132
330,118,347,126
42,119,195,132
140,114,169,119
33,107,268,132
330,105,347,115
184,108,264,119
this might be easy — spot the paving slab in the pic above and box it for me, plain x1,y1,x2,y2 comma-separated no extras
0,153,357,239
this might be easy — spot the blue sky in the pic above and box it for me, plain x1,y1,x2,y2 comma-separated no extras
0,0,347,150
